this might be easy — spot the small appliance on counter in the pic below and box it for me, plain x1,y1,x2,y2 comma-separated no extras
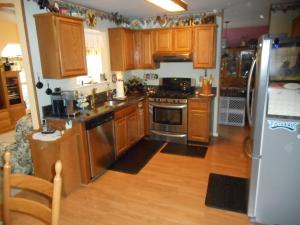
115,80,126,99
50,88,80,117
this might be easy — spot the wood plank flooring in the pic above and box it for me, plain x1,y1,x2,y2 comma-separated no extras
10,126,254,225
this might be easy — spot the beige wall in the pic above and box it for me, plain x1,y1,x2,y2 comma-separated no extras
0,17,19,53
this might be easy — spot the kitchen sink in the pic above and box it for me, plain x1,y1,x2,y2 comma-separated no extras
104,100,125,107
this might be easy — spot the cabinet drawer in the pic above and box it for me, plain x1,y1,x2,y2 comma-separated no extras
0,118,12,130
115,105,136,120
188,99,209,111
0,110,10,121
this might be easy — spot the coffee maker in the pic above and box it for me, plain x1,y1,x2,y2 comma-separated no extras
51,89,79,117
62,91,79,117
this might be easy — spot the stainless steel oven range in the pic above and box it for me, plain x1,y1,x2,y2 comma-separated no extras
148,77,195,144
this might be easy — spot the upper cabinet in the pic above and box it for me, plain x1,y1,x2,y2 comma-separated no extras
134,30,157,69
108,28,134,71
173,27,193,52
154,28,173,52
153,27,193,53
108,25,216,71
34,13,87,79
193,25,216,68
124,29,135,69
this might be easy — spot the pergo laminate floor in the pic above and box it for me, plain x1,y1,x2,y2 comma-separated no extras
9,125,255,225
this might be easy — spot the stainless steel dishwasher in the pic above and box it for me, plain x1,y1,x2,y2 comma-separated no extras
85,112,115,180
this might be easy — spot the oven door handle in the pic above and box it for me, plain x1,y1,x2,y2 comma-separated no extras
151,130,187,138
149,103,187,109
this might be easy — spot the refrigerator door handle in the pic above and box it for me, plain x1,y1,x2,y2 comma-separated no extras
246,58,256,127
243,136,262,159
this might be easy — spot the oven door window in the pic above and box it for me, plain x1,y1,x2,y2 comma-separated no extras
153,107,182,125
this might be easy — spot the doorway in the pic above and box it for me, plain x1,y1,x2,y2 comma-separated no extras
0,0,40,131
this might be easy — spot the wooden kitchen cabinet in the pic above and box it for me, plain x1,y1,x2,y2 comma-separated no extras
154,28,173,52
115,117,128,155
124,29,135,69
0,109,12,133
188,98,212,143
0,70,25,133
292,14,300,37
108,28,134,71
193,25,216,68
134,30,157,69
127,111,139,146
114,102,144,157
29,128,81,196
34,13,87,79
154,27,192,53
173,27,193,52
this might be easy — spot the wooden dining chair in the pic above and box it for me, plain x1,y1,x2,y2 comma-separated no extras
3,151,62,225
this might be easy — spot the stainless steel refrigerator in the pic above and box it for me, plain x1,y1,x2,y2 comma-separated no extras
245,35,300,225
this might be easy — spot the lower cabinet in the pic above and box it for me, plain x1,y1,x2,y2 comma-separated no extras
188,98,212,142
127,111,138,146
115,101,145,157
0,109,13,133
114,117,128,155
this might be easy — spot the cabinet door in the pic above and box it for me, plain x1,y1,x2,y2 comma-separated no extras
115,118,128,155
173,28,192,52
56,17,87,77
292,15,300,36
188,110,209,142
137,102,145,139
133,31,142,68
9,104,26,125
124,29,134,69
127,111,138,146
154,29,173,52
0,110,12,133
188,98,211,142
193,25,216,68
141,30,155,68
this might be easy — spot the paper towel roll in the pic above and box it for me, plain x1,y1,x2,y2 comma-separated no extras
116,80,125,98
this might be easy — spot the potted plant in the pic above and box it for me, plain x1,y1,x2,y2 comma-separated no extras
125,76,145,95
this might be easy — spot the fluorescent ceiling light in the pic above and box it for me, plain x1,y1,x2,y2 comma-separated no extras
145,0,188,12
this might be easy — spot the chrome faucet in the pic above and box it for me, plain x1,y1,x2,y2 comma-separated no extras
90,88,96,109
106,83,113,100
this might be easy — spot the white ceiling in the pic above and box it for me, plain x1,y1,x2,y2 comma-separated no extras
67,0,292,28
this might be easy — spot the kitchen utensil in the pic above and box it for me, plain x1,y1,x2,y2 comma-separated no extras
45,83,53,95
36,77,43,89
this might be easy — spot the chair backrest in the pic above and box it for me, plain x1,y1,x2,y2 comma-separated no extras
3,151,62,225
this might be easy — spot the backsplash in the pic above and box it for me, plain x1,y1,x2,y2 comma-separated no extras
124,62,219,87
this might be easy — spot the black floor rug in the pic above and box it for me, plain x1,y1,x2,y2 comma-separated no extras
205,173,248,214
160,142,207,158
109,139,165,174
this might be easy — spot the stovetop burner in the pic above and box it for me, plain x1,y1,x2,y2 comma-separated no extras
148,77,195,104
148,90,191,99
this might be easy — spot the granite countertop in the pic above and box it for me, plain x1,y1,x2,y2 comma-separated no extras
188,87,217,99
45,95,146,123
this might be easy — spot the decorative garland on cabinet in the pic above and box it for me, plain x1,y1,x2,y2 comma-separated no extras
28,0,221,29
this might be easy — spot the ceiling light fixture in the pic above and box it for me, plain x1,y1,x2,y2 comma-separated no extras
145,0,188,12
